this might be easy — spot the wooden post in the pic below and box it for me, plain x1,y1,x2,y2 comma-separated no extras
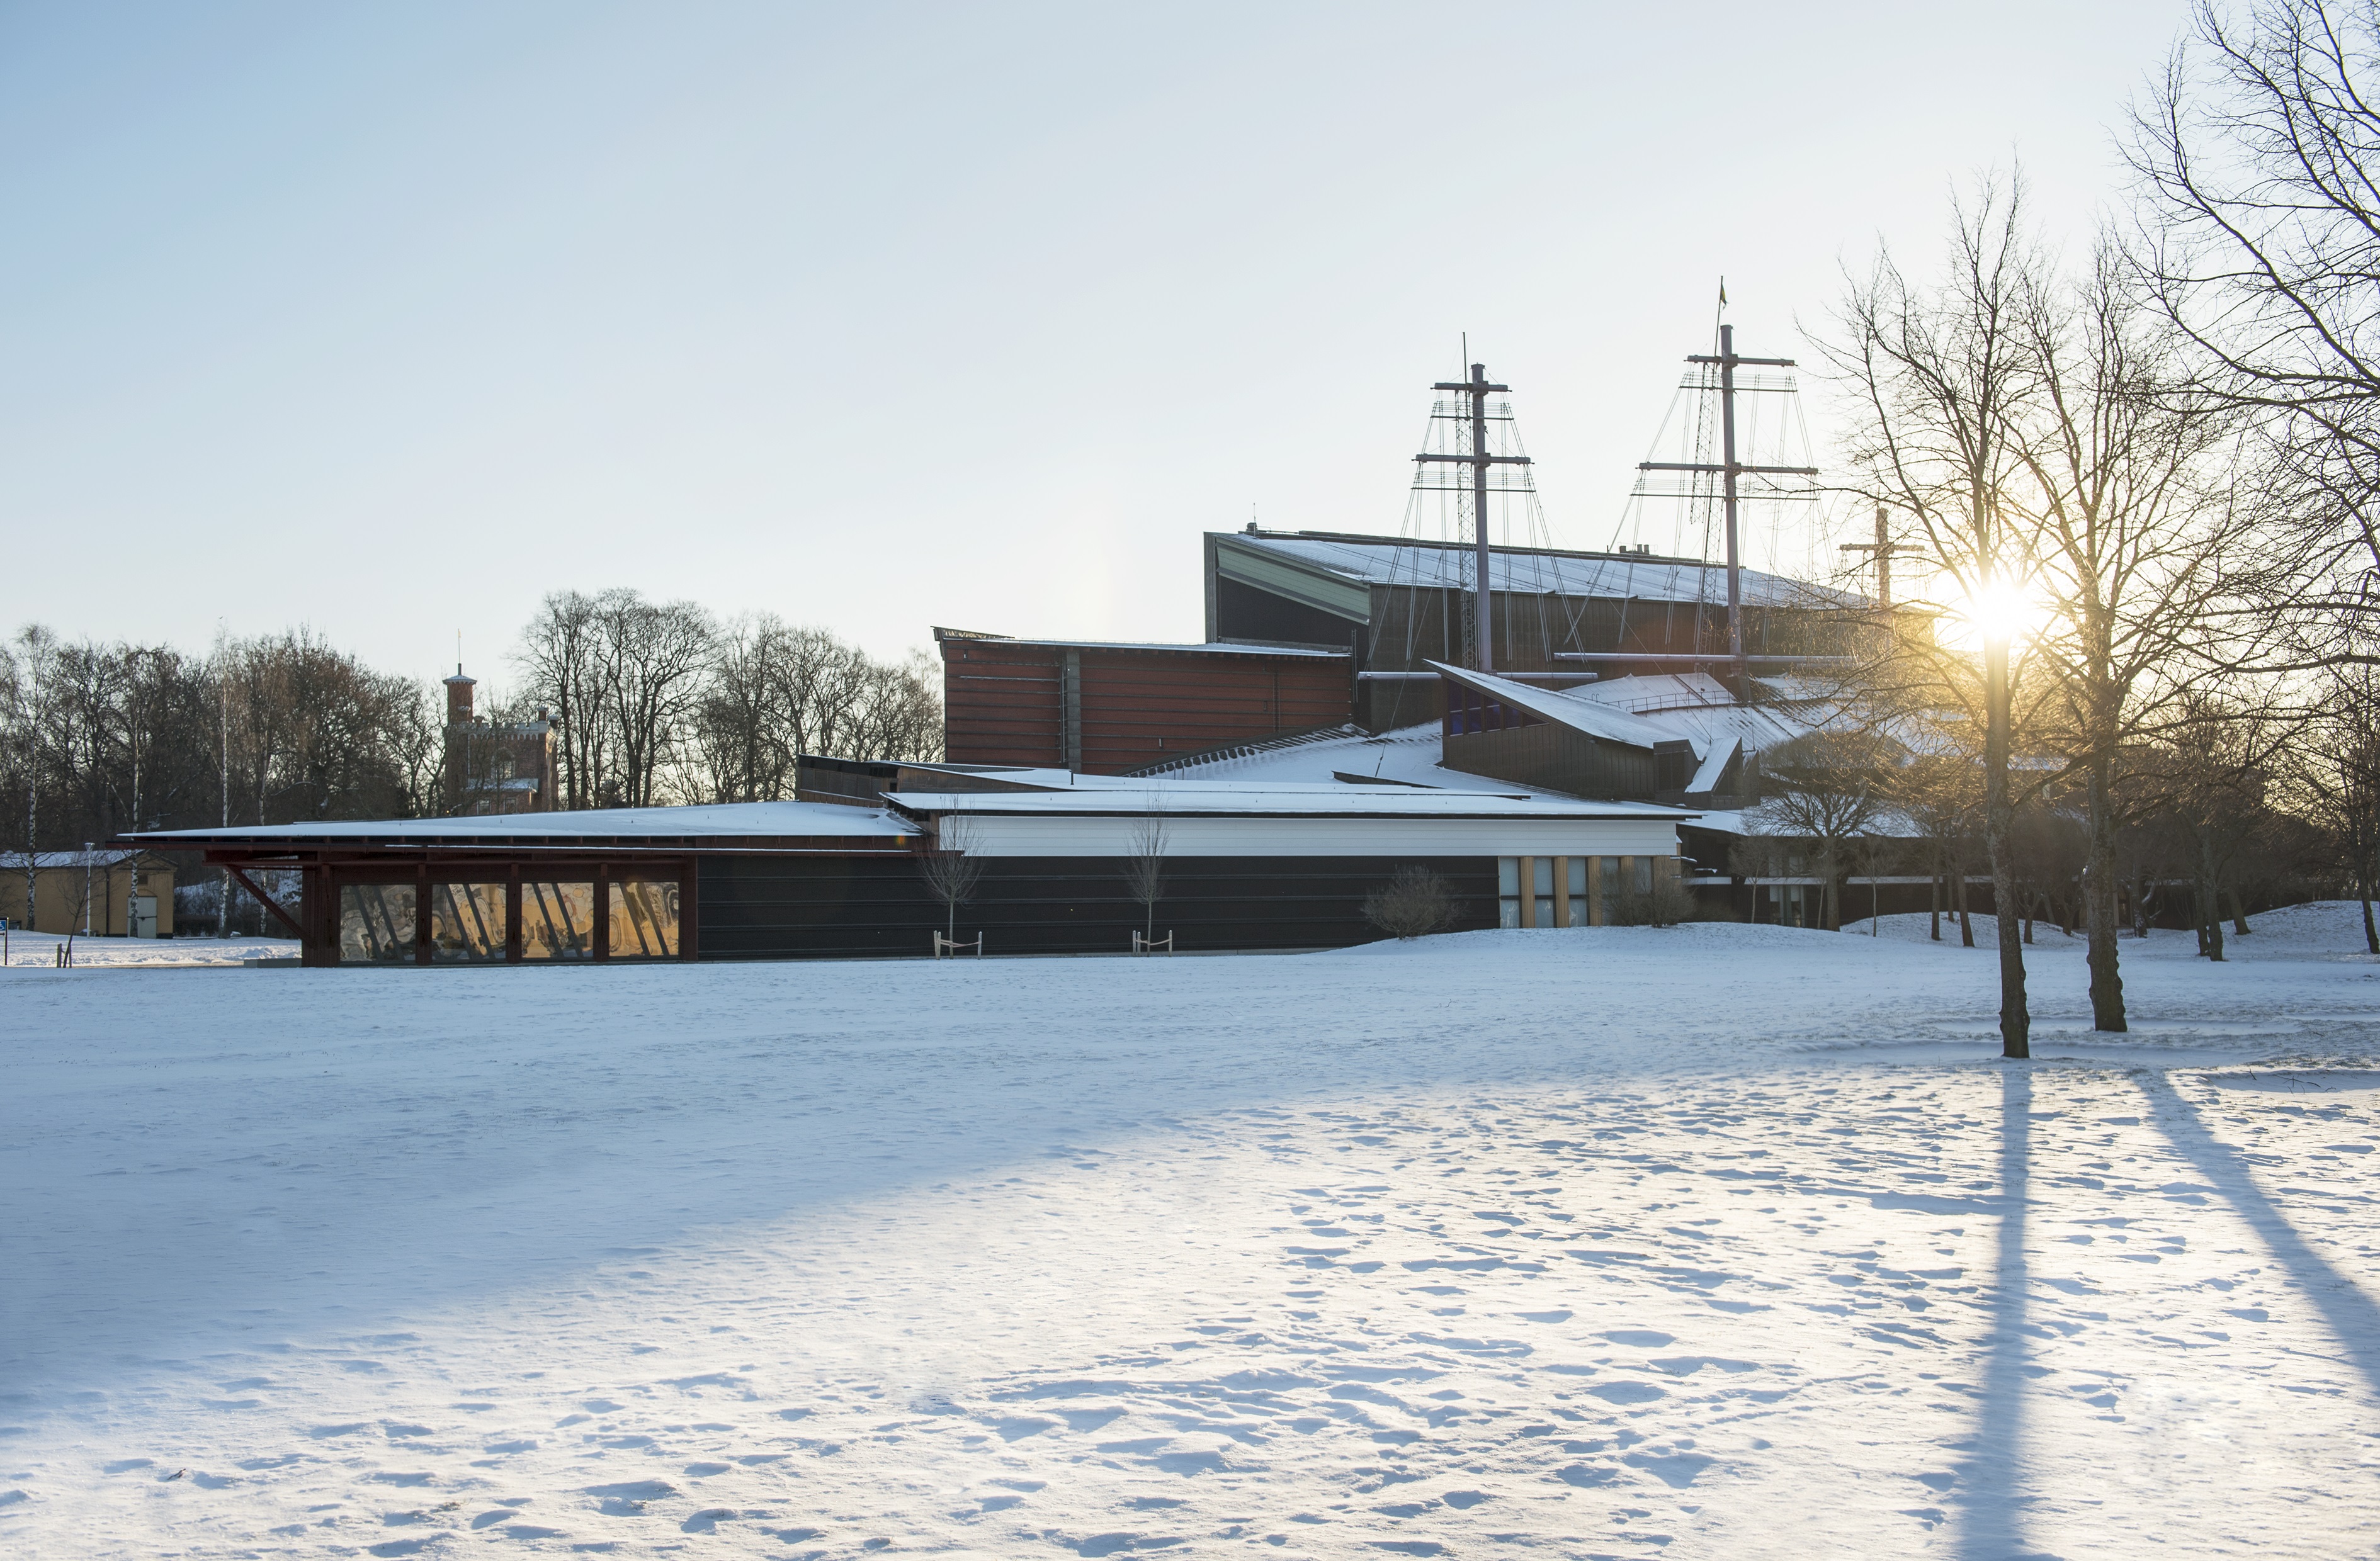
1587,855,1605,927
593,864,610,961
1517,856,1536,927
1553,855,1572,928
504,868,523,963
415,864,432,964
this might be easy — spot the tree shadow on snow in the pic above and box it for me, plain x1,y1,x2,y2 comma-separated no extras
2138,1071,2380,1401
1955,1068,2055,1561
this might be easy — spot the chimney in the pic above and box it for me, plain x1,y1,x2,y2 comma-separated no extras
444,664,477,725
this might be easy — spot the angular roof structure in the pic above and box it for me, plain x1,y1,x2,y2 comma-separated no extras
1216,529,1856,609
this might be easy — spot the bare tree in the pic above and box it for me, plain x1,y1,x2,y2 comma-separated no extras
518,590,611,809
1759,730,1895,930
2000,239,2274,1027
1,627,58,932
2126,0,2380,664
2296,666,2380,950
690,619,944,803
1120,804,1169,944
2151,694,2293,959
917,814,987,943
1728,830,1788,925
1823,173,2044,1054
596,592,713,808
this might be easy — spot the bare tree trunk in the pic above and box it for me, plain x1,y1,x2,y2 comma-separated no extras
2199,840,2225,962
1930,865,1942,941
2363,883,2378,955
2228,889,2250,937
2085,758,2127,1030
1956,864,1975,947
1985,638,2029,1057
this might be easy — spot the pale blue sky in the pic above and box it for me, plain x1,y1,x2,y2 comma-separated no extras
1,1,2192,679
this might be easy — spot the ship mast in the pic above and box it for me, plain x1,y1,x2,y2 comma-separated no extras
1638,324,1816,687
1414,362,1531,673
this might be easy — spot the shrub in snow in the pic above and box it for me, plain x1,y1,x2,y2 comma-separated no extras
1362,865,1461,939
1607,874,1699,928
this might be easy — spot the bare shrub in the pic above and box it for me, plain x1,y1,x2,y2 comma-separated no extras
1362,865,1461,939
1606,862,1699,928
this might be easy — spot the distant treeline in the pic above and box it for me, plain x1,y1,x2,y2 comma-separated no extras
0,589,943,853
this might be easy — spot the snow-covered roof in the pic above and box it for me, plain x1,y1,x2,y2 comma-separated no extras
1687,737,1742,794
1565,672,1738,711
941,636,1346,658
888,787,1691,821
0,849,157,869
1433,663,1686,750
127,801,915,845
1222,529,1857,608
1136,724,1556,794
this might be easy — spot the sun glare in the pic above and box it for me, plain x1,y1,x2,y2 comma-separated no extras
1947,577,2044,650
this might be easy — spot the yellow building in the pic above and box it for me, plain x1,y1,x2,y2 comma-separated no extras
0,851,178,937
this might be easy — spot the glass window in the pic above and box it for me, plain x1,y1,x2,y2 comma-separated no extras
521,881,595,961
429,882,507,962
1531,857,1554,895
609,879,680,959
339,884,416,964
1497,857,1520,928
1567,857,1588,896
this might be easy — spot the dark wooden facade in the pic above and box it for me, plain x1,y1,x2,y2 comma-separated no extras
701,852,1497,959
936,631,1354,774
1437,683,1694,803
196,837,1496,963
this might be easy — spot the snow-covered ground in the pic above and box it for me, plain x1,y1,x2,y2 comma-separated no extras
0,932,301,969
6,906,2380,1558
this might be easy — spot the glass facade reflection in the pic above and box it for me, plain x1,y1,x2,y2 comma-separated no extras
609,879,679,958
338,884,417,963
429,882,507,962
521,881,596,960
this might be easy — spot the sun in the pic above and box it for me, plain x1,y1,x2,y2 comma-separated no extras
1945,576,2046,650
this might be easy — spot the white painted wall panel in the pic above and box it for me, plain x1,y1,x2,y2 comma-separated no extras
961,814,1680,859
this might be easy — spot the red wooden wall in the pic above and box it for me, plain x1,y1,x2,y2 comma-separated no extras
938,638,1352,774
